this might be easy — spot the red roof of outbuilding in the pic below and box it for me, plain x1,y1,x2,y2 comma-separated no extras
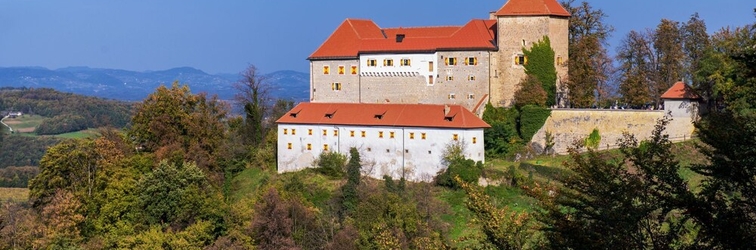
309,19,497,59
276,103,490,129
495,0,570,17
661,81,701,100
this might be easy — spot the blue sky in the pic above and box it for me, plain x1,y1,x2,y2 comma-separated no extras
0,0,753,74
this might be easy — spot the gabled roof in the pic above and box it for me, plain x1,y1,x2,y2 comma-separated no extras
661,81,701,100
309,19,497,60
276,103,490,129
495,0,570,17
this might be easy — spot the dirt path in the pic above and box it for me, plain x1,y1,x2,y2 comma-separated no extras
0,116,12,133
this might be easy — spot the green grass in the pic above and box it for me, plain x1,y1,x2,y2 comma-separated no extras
54,129,100,139
0,187,29,202
2,115,47,134
438,188,482,246
229,167,271,203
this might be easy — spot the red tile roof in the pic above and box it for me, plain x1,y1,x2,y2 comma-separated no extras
495,0,570,17
309,19,497,59
661,81,701,100
276,103,490,129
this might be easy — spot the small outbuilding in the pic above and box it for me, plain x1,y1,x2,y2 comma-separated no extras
661,81,701,119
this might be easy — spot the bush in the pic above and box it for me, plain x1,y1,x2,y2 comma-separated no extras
315,151,347,177
437,158,484,189
585,128,601,149
519,105,551,142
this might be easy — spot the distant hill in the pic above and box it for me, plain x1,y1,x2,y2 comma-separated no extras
0,66,309,102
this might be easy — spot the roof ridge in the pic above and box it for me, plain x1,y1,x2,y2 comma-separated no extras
383,25,462,30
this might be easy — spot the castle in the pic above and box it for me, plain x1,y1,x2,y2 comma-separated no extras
307,0,570,113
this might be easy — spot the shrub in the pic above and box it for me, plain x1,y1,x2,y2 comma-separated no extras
519,105,551,142
585,128,601,149
513,75,547,108
315,151,347,177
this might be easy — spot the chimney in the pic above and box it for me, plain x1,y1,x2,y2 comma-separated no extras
489,11,496,20
444,105,450,116
396,34,405,43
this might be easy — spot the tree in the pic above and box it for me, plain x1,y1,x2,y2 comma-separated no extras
523,36,558,107
513,75,547,108
128,82,228,177
617,30,654,107
561,0,615,108
682,13,710,95
235,65,272,148
652,19,685,104
341,147,361,214
250,188,299,250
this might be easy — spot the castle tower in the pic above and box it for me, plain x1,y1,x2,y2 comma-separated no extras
490,0,570,107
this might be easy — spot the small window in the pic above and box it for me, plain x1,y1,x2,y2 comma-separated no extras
446,76,454,81
472,137,477,144
448,93,456,100
390,131,395,139
323,65,330,74
351,66,358,74
323,129,327,136
379,131,384,138
468,94,475,100
522,39,526,46
465,57,478,65
361,131,366,138
367,59,377,67
453,134,459,141
410,132,415,139
334,129,338,136
287,143,292,149
292,129,296,135
421,133,426,140
428,75,434,85
428,61,434,71
323,144,329,151
400,58,411,66
350,130,355,137
338,66,345,75
367,147,372,152
468,75,476,81
283,128,288,135
331,82,342,91
383,59,394,67
445,57,457,66
307,143,312,150
557,56,563,66
515,55,527,65
308,129,313,135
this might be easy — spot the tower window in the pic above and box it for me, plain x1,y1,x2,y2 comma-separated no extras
383,59,394,66
468,75,476,81
448,93,456,100
557,56,563,66
367,59,377,67
400,59,411,66
515,55,527,65
351,66,358,74
331,82,342,91
323,65,330,74
446,76,454,81
338,65,345,74
445,57,457,66
465,57,478,65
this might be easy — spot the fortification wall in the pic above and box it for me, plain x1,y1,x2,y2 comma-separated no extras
530,110,696,154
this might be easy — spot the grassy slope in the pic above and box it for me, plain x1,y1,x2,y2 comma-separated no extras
2,115,46,134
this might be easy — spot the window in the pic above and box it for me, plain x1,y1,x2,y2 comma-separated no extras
308,129,312,135
390,131,395,138
283,128,288,135
379,131,384,138
292,129,296,135
428,61,434,71
367,59,377,67
468,75,476,81
323,144,329,151
522,39,526,46
350,130,355,137
515,55,527,65
383,59,394,66
410,132,415,139
306,143,312,150
472,137,477,144
465,57,478,65
331,82,342,91
468,94,475,100
445,57,457,66
334,129,338,136
400,58,411,66
323,65,330,74
428,75,434,85
323,129,327,136
367,147,372,152
351,66,358,74
453,134,459,141
448,93,456,99
361,131,366,138
287,143,292,149
557,56,563,66
446,76,454,81
421,133,426,140
338,66,345,74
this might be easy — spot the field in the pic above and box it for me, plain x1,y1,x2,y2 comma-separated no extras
54,129,101,139
2,115,46,134
0,187,29,203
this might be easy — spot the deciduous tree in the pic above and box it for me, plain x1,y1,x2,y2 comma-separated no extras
523,36,558,107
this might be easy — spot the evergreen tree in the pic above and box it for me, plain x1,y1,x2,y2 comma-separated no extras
341,147,361,214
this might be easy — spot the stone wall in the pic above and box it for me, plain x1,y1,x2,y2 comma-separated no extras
310,59,361,103
530,109,696,154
